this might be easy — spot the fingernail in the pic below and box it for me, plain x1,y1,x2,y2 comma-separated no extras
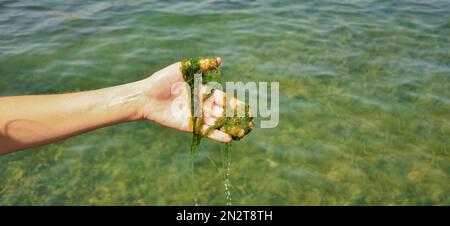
216,57,221,66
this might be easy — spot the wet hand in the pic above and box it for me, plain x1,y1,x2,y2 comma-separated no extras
138,57,235,142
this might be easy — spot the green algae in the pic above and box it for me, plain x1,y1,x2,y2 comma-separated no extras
181,57,253,205
181,57,254,146
2,1,449,206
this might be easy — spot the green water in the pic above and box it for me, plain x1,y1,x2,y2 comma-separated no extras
1,0,449,205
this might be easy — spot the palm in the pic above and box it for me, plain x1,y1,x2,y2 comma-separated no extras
141,59,231,142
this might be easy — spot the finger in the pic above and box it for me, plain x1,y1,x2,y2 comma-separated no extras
204,116,217,126
211,89,226,107
222,97,244,112
213,90,245,110
201,125,231,143
216,57,222,66
202,89,216,110
204,105,224,118
208,130,232,142
228,98,243,109
199,57,221,72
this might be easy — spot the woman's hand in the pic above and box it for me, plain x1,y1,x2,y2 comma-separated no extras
0,57,234,154
138,57,232,142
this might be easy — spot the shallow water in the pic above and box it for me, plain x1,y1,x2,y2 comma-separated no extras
1,0,449,205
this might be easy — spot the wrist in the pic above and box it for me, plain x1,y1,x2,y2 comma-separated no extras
105,80,148,122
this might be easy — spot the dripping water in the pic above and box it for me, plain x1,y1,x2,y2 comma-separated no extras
191,141,199,206
222,142,232,205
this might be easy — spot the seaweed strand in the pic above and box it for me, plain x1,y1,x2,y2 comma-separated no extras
181,57,253,205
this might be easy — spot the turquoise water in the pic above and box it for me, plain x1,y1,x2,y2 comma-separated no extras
1,0,449,205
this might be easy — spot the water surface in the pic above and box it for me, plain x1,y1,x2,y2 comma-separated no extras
0,0,449,205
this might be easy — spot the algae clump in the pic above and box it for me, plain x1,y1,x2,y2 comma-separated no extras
181,57,253,151
180,57,253,205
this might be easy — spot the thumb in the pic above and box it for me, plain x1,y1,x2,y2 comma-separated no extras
199,57,221,72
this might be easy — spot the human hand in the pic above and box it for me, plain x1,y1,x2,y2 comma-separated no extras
138,57,234,142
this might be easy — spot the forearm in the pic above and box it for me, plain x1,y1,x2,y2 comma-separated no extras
0,80,146,154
